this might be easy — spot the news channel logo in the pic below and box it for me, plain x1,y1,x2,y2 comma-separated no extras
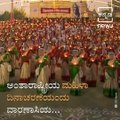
97,7,113,23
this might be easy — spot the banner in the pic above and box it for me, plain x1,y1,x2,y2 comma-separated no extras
41,8,71,13
30,1,74,18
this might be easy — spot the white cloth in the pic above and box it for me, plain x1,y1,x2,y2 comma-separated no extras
0,62,11,85
35,67,40,77
15,69,20,82
37,65,50,94
44,65,51,81
55,66,62,80
37,67,47,85
20,62,30,79
0,64,5,85
3,62,12,83
85,66,92,81
103,71,118,89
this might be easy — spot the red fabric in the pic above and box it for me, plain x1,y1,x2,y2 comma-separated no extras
117,68,120,88
118,83,120,88
86,80,96,87
100,75,105,82
19,78,29,83
31,72,35,77
62,75,70,81
116,54,120,61
50,73,55,79
81,76,86,82
117,68,120,76
22,61,29,64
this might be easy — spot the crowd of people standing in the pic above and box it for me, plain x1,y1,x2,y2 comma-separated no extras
0,18,120,97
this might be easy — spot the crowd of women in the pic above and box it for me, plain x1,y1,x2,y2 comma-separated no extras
0,18,120,97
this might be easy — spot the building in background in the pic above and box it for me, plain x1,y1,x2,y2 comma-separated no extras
30,1,74,18
1,0,113,19
29,0,90,18
80,0,89,18
112,0,120,19
20,0,30,17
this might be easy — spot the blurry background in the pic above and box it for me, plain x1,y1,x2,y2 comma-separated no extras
0,0,120,21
